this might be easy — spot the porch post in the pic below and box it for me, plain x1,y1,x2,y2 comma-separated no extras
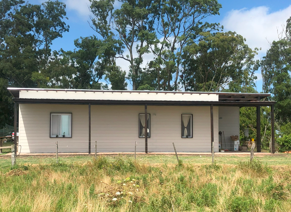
145,104,148,154
88,104,91,154
210,104,214,154
271,104,275,153
14,102,17,155
256,106,261,152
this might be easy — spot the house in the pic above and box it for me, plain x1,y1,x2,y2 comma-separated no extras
8,87,276,153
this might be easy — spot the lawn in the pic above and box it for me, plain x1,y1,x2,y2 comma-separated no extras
0,155,291,211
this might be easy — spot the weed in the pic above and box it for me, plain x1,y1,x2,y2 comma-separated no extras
196,183,218,207
238,160,271,176
264,199,281,211
142,174,148,188
227,196,259,212
203,162,221,171
0,156,291,211
89,184,95,197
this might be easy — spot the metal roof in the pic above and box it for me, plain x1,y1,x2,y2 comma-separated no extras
8,87,270,97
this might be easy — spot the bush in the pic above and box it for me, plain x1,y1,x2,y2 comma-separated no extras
276,134,291,152
264,199,281,211
227,196,259,212
196,183,218,207
238,160,271,176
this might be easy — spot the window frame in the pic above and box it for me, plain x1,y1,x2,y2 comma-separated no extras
50,112,72,138
181,114,193,138
138,113,151,138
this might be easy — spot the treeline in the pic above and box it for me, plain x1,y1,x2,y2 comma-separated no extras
1,0,291,150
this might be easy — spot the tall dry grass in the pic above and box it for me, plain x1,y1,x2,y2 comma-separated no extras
0,157,291,211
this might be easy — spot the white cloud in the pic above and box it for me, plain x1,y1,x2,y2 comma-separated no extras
221,5,291,57
64,0,121,18
64,0,91,18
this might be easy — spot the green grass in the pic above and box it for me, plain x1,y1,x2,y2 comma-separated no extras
1,154,291,171
0,155,291,211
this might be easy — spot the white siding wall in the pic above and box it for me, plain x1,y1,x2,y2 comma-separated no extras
19,104,88,153
219,107,240,151
19,104,219,153
91,105,218,152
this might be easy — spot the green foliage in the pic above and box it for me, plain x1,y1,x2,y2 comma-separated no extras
89,184,95,197
0,0,69,126
90,0,157,90
105,66,127,90
0,156,291,211
264,199,281,211
262,16,291,124
240,106,272,150
90,0,222,90
196,183,218,207
182,31,259,92
227,196,259,212
203,162,221,171
277,134,291,152
238,160,271,176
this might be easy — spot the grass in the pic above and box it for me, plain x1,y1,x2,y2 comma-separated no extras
0,155,291,211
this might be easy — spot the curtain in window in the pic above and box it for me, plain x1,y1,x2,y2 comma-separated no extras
52,115,61,136
182,115,190,137
140,114,145,136
61,115,71,137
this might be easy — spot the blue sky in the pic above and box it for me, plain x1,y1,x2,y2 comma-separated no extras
28,0,291,92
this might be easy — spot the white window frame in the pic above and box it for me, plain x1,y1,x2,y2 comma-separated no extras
50,112,72,138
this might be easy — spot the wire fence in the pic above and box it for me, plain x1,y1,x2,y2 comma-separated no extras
0,124,17,137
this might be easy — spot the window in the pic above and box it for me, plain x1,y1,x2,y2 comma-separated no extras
50,113,72,138
181,114,193,138
139,113,151,138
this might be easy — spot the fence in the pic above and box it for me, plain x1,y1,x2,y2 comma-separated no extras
0,124,18,137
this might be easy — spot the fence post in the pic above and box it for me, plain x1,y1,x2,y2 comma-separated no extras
95,141,97,159
0,138,2,154
172,143,179,165
11,144,16,167
250,142,255,162
212,141,214,165
135,141,137,161
56,141,58,163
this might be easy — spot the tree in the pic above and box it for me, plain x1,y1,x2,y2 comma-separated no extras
89,0,157,90
149,0,221,91
105,66,127,90
181,31,259,92
261,17,291,123
0,0,69,126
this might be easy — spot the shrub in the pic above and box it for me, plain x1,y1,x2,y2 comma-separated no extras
202,162,221,171
196,183,217,207
92,156,109,169
276,134,291,152
238,160,271,176
227,196,259,212
264,199,281,211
